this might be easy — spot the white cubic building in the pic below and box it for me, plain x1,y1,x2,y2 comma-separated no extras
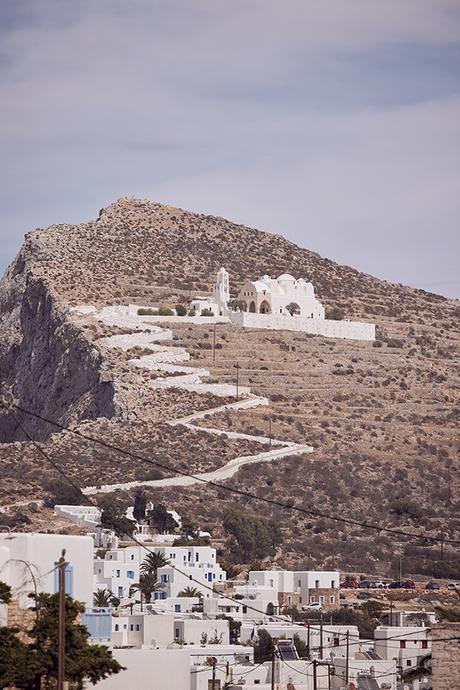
0,532,93,607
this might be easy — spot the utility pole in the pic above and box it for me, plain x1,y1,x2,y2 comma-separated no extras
212,322,216,362
447,460,452,505
234,362,240,401
399,556,403,583
58,549,67,690
345,630,349,685
268,414,272,448
312,659,318,690
271,648,276,690
306,622,310,660
440,532,445,563
212,657,216,690
319,615,323,658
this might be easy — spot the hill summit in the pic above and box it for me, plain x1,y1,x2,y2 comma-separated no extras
0,198,458,574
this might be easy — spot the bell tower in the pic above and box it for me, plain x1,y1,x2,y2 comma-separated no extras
214,267,230,310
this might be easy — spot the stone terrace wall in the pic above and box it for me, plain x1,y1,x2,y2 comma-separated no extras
432,623,460,690
229,311,375,341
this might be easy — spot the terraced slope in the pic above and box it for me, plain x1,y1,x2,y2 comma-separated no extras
0,198,459,575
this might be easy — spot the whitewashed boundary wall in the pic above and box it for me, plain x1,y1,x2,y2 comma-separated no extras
229,312,375,341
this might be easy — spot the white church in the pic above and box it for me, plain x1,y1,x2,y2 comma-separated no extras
237,273,325,318
190,268,375,341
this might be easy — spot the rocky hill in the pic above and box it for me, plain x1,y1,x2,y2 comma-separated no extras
0,198,459,576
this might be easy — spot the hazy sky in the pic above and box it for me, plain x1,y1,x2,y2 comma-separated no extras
1,1,459,297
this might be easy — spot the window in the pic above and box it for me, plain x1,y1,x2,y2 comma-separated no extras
406,660,412,667
118,586,123,598
331,580,336,588
116,570,120,577
54,563,74,597
175,627,180,638
196,553,199,562
135,625,140,631
329,595,335,604
319,596,325,604
114,624,119,631
298,580,301,587
334,638,339,647
315,580,320,589
422,640,428,649
175,604,181,612
243,606,247,613
127,570,135,579
400,641,406,649
309,596,315,603
130,624,134,631
131,554,134,560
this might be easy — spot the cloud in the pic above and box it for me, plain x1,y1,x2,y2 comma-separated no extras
0,0,459,296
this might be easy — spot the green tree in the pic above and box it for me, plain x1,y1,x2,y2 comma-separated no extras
223,510,282,563
293,633,307,659
217,615,241,644
254,628,275,663
0,592,124,689
97,494,135,537
325,306,344,320
286,302,300,316
0,627,41,690
93,588,113,607
181,515,199,540
132,489,147,523
175,304,187,316
178,586,203,598
148,504,178,533
0,580,12,604
140,552,170,578
130,574,163,604
44,478,84,508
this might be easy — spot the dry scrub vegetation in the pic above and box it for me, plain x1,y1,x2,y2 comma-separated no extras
0,198,459,573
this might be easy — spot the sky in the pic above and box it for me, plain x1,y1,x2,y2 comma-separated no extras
1,1,459,297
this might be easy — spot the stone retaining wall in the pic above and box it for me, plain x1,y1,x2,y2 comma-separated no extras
229,311,375,341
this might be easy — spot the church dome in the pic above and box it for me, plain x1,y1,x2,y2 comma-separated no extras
277,273,295,282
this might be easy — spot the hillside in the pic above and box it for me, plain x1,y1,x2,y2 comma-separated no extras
0,197,459,576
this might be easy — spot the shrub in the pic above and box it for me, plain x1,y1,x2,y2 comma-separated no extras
188,308,196,316
158,307,174,316
201,308,214,316
326,307,344,320
175,304,187,316
137,308,158,316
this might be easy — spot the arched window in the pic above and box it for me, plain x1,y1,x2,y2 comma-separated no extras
259,300,271,314
249,301,256,313
114,624,119,631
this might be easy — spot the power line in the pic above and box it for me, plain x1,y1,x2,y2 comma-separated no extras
3,400,459,546
4,401,459,647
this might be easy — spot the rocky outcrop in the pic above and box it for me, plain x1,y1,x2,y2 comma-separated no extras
0,243,115,443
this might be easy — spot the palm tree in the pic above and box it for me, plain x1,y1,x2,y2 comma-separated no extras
130,574,163,604
178,586,203,598
93,588,112,607
140,552,170,578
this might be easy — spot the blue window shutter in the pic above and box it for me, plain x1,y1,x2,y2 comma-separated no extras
54,563,73,595
65,565,73,596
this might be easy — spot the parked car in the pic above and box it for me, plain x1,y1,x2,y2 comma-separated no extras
403,580,415,589
357,592,374,600
373,581,388,589
358,581,372,588
339,592,346,600
388,580,415,589
447,583,460,590
340,580,358,589
426,582,440,590
301,602,322,610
